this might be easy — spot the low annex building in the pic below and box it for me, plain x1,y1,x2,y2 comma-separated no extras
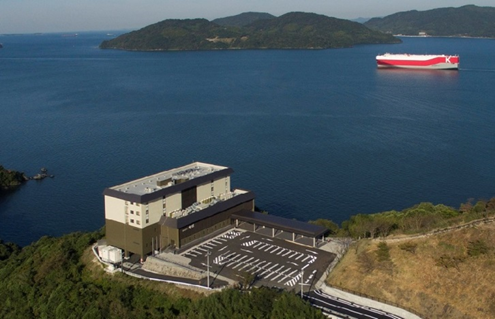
104,162,255,258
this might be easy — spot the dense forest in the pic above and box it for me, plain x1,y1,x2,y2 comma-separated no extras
212,12,275,27
0,229,323,318
364,5,495,38
99,12,400,51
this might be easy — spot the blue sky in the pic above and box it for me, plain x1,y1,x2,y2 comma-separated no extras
0,1,493,34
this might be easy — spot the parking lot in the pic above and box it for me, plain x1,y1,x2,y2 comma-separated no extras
181,229,335,290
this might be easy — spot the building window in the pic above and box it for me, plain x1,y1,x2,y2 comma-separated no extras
130,210,134,215
130,219,134,223
146,219,149,224
136,211,140,216
136,220,140,225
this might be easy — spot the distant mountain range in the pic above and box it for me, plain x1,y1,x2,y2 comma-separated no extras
100,5,495,52
364,5,495,37
99,12,400,51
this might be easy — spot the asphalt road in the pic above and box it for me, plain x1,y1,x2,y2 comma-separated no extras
306,290,404,319
182,229,335,290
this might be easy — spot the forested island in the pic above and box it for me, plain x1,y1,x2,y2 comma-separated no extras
364,5,495,38
99,12,400,51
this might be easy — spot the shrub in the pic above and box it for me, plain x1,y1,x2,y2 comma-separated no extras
398,242,418,254
376,242,391,262
467,240,489,257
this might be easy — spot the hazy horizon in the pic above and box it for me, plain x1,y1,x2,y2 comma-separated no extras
0,1,493,34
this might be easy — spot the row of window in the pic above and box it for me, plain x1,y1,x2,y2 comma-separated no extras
130,210,141,216
129,218,150,225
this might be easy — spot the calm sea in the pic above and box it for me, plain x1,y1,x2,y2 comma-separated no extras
1,32,494,246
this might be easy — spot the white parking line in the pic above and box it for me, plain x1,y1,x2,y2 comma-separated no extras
252,242,263,248
245,259,261,272
301,256,312,262
238,263,253,271
258,262,272,276
230,255,248,268
271,267,288,281
276,268,292,283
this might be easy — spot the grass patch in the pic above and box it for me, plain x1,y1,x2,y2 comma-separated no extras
326,221,495,319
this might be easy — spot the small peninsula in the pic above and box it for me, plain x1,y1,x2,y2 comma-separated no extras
99,12,400,51
364,5,495,38
0,165,28,192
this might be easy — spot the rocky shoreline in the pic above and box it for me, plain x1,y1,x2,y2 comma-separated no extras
0,166,54,192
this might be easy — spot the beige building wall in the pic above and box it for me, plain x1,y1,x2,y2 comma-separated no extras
224,176,230,193
104,196,126,223
166,192,181,214
127,202,142,227
197,182,211,202
147,199,163,225
213,178,226,196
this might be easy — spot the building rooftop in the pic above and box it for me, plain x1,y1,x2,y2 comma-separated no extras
169,189,249,219
110,162,228,196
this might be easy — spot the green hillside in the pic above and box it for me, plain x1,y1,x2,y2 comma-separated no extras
99,12,400,51
364,5,495,37
212,12,276,27
0,230,323,318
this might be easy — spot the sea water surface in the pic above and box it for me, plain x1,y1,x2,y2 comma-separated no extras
1,33,495,246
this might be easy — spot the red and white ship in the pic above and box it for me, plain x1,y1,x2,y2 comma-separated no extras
376,53,459,70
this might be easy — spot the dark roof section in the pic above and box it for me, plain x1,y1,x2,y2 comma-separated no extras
160,190,255,229
103,167,234,204
232,210,328,238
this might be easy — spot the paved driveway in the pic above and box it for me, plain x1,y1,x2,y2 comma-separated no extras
181,229,335,291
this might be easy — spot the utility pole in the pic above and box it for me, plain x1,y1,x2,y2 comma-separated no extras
206,250,211,288
300,269,304,298
299,269,309,298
